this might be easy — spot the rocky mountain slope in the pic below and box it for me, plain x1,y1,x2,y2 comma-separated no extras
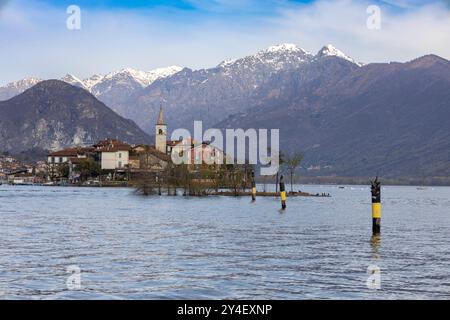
0,66,182,112
217,54,450,177
0,77,42,101
2,44,449,177
129,43,355,133
0,80,151,153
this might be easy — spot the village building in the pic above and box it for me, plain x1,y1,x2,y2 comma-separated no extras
92,139,131,170
47,147,93,180
129,145,171,172
127,106,225,173
45,105,226,182
47,140,132,178
150,107,225,169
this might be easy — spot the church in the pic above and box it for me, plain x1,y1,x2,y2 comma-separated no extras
129,106,225,172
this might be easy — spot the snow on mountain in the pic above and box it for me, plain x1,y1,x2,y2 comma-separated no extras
83,74,104,91
0,77,42,101
218,43,313,72
141,66,184,86
61,74,88,90
316,44,361,66
6,76,42,90
97,66,183,88
264,43,308,54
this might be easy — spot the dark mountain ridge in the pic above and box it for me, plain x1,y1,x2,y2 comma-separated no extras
0,80,151,153
217,55,450,177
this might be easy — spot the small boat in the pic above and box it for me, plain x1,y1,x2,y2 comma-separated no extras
417,187,428,190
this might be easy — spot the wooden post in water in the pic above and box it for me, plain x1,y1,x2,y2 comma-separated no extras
371,177,381,234
280,175,287,210
157,174,162,196
251,171,256,202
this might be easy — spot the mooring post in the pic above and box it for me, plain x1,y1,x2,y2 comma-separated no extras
280,175,287,210
157,174,162,196
371,177,381,234
251,171,256,201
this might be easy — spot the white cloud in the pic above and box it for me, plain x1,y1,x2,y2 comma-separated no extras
0,0,449,85
272,0,450,63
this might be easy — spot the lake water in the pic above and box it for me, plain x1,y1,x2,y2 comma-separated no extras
0,184,449,300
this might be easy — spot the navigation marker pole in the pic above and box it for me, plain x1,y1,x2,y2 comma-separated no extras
371,177,381,234
280,175,287,210
251,171,256,202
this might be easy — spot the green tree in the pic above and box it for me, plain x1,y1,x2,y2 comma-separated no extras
75,158,101,182
57,163,70,179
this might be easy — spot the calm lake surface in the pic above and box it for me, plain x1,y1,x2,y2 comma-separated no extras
0,184,449,300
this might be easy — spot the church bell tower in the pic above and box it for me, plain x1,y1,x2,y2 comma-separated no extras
155,105,167,154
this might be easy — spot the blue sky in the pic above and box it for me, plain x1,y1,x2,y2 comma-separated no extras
1,0,449,84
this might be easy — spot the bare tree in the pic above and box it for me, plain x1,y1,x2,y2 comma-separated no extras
285,153,304,193
275,151,286,193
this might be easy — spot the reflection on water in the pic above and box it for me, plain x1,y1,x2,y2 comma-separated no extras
0,184,449,300
371,234,381,261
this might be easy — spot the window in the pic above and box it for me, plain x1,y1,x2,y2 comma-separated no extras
118,161,122,168
118,153,122,159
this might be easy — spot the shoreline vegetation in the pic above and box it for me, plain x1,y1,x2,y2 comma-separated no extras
287,176,450,187
2,178,450,189
2,176,450,188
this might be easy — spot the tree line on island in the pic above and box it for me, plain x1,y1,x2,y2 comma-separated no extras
133,151,305,197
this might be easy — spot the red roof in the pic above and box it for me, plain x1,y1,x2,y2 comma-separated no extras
48,147,93,157
93,139,131,152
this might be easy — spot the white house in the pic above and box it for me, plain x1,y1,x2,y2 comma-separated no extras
93,139,131,170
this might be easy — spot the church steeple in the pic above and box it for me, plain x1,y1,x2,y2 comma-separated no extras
157,104,165,125
155,104,167,153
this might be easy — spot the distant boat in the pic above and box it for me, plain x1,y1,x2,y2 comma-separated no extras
417,187,428,190
338,186,345,189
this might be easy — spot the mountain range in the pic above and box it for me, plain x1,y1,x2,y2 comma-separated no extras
0,80,150,153
216,54,450,177
1,43,449,177
0,66,182,114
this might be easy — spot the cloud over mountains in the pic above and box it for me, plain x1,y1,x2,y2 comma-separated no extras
0,0,449,85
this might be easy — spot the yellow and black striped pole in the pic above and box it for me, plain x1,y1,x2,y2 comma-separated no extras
251,171,256,202
371,177,381,234
280,175,287,210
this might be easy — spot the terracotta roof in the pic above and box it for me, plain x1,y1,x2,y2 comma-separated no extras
93,139,131,152
97,144,130,152
48,147,92,157
146,147,171,162
132,145,151,152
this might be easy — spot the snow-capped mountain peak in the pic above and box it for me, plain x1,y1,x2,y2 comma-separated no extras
61,74,88,89
218,43,313,72
5,77,42,90
317,44,361,66
83,74,104,90
143,66,183,86
218,59,237,68
264,43,307,54
101,66,182,87
0,77,43,100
